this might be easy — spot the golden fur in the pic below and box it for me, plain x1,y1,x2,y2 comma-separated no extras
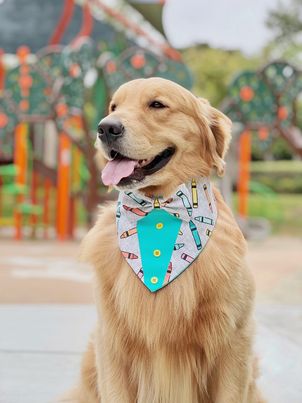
60,78,265,403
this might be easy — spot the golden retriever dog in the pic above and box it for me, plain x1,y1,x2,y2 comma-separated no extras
61,77,265,403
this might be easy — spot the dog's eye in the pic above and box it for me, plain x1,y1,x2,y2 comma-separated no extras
149,101,166,109
110,104,116,112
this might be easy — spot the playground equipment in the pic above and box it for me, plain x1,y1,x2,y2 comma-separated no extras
222,61,302,236
0,0,192,240
102,46,192,94
0,40,95,240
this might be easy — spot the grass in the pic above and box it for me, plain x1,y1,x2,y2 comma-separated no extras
250,160,302,173
233,193,302,235
250,161,302,194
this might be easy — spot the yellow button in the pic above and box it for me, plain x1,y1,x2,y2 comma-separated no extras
153,249,161,257
151,276,158,284
156,222,164,230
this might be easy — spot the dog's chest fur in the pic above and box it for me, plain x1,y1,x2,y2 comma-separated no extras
81,187,255,402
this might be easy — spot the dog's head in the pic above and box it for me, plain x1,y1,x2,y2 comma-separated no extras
96,77,231,197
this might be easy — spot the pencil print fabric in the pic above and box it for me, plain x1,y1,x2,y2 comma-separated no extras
116,178,217,292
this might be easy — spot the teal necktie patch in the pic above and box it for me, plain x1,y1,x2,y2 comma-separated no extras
137,209,182,292
116,178,217,292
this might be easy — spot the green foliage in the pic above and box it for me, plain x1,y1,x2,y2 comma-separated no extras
251,160,302,173
250,160,302,193
251,140,266,162
181,45,259,106
264,0,302,64
271,137,294,160
251,133,294,161
266,0,302,40
234,192,302,235
297,100,302,128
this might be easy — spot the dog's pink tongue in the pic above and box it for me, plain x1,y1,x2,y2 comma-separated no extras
102,159,137,186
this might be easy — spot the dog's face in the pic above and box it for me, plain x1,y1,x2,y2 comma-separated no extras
96,77,231,197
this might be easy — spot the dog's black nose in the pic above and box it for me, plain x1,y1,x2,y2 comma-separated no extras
97,119,124,143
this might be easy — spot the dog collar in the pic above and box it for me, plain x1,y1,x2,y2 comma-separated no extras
116,178,217,292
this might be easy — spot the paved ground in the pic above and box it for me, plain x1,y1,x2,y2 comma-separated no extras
0,236,301,403
0,240,93,304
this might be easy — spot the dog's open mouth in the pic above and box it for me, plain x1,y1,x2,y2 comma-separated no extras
101,147,175,186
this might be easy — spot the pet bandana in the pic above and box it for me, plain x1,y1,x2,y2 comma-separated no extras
116,178,217,292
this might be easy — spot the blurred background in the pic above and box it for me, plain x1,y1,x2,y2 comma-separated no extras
0,0,301,402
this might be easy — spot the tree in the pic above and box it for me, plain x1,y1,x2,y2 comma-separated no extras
266,0,302,40
264,0,302,63
181,45,259,107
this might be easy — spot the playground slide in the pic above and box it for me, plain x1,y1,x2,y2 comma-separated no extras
280,126,302,157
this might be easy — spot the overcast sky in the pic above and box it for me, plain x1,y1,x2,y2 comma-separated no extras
163,0,282,54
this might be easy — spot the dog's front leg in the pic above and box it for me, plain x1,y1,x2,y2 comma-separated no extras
213,325,262,403
95,328,136,403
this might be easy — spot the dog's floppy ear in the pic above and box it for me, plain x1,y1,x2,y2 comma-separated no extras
197,97,232,176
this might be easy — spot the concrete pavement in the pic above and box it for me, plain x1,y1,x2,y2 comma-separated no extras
0,236,301,403
0,304,301,403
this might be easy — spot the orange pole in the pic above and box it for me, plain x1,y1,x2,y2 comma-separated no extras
0,175,2,219
56,133,72,240
13,47,31,240
43,178,51,239
72,3,94,46
0,49,5,219
0,48,4,93
237,130,251,218
30,171,39,236
14,124,28,240
49,0,75,45
68,196,76,238
70,143,82,237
